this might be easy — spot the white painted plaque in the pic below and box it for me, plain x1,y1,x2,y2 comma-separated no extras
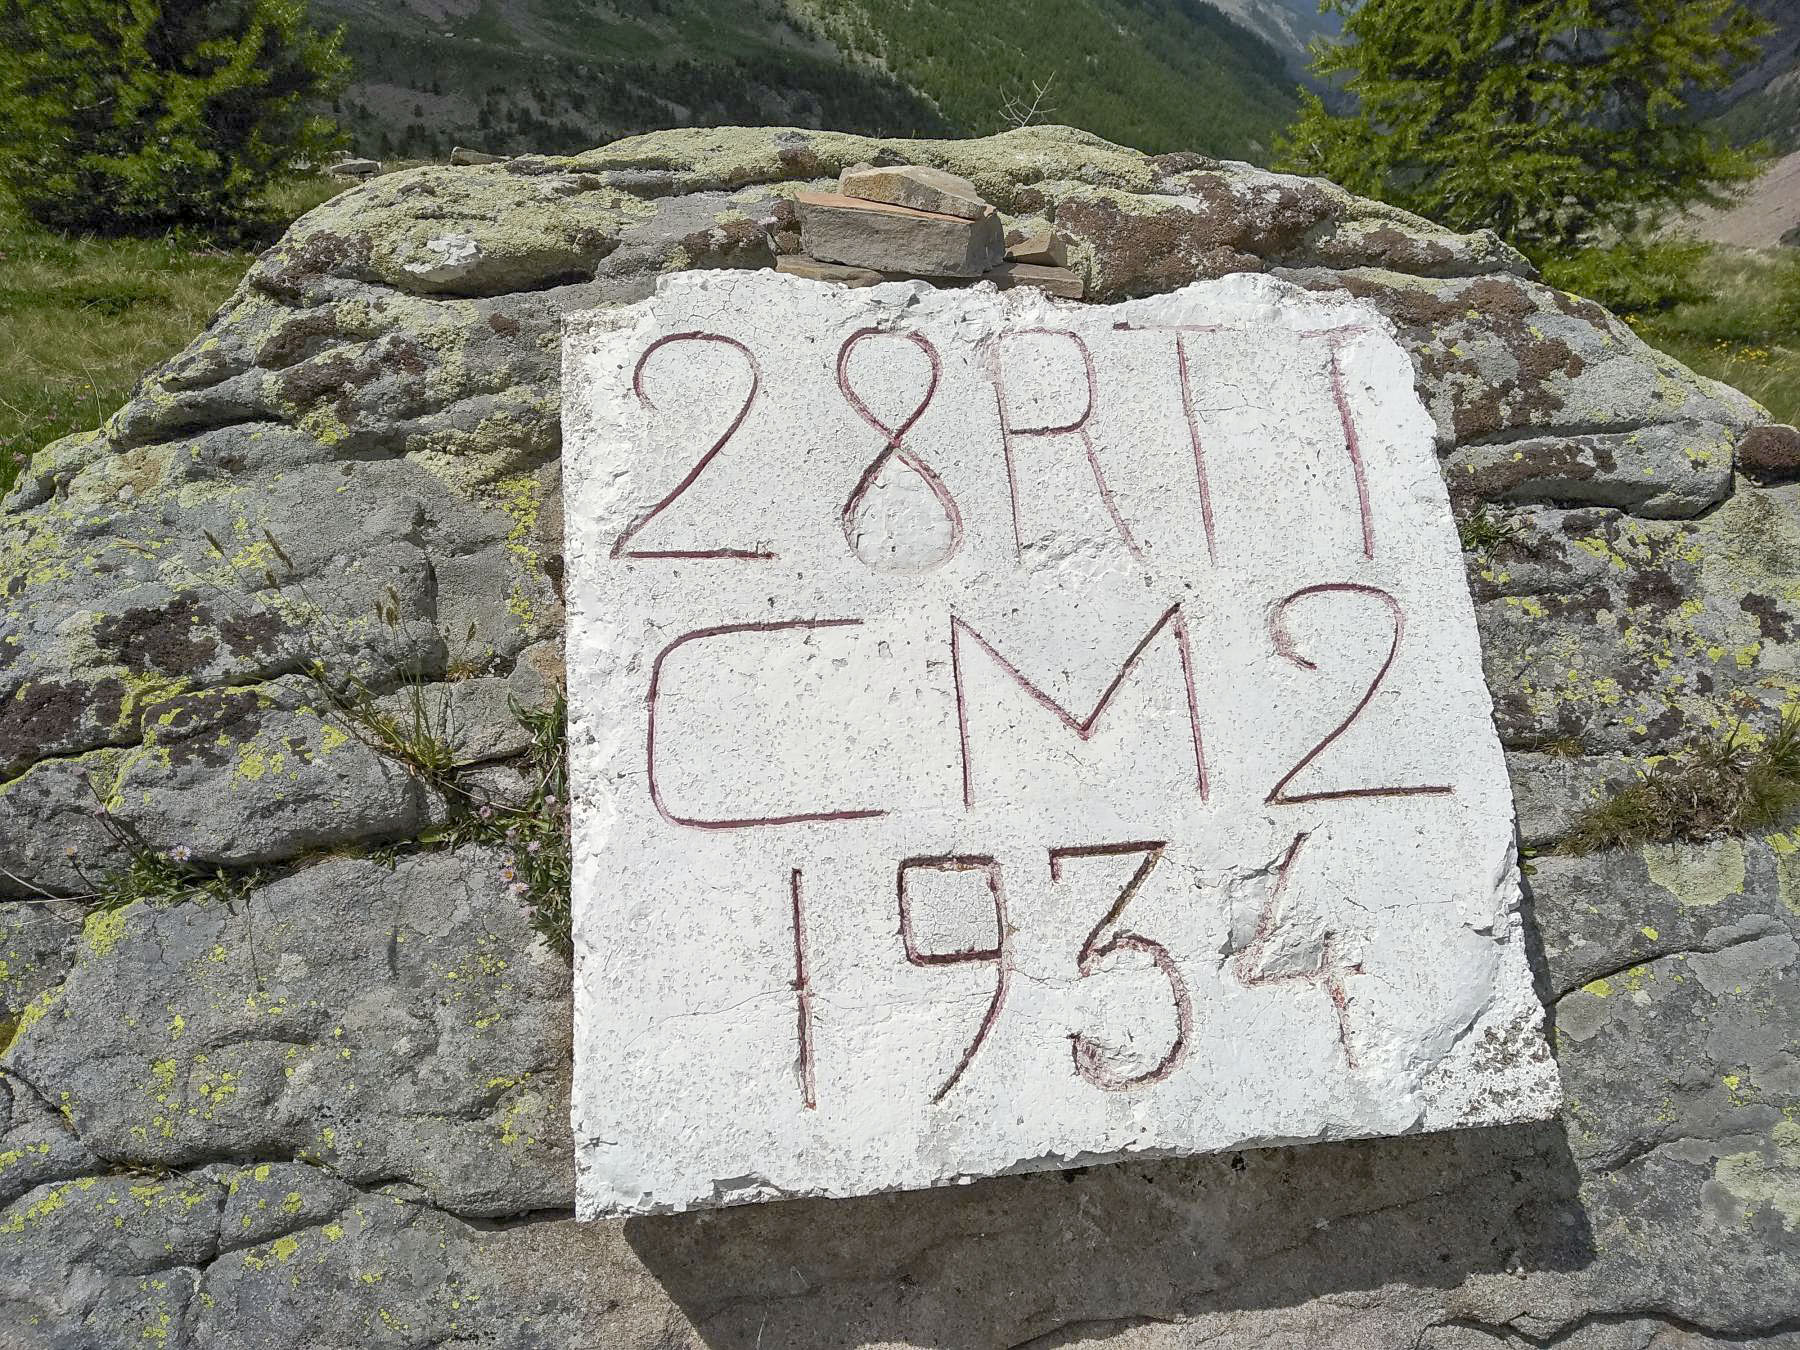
563,270,1560,1218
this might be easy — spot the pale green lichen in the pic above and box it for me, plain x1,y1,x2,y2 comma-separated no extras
1644,839,1747,907
1712,1120,1800,1228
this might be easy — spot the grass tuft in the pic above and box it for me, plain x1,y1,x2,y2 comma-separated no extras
1457,503,1517,555
1563,709,1800,854
0,178,341,497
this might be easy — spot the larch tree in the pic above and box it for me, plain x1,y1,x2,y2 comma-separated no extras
0,0,348,234
1277,0,1771,253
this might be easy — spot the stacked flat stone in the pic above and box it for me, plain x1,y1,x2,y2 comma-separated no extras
787,162,1085,297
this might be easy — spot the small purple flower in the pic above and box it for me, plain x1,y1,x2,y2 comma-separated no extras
508,882,529,899
526,840,542,855
542,794,557,808
168,845,193,864
478,805,495,821
93,804,111,817
504,826,518,842
500,866,516,883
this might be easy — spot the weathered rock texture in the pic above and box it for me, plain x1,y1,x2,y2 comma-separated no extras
2,124,1797,1347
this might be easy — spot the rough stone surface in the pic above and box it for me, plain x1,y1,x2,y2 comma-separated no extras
1005,220,1070,267
982,259,1084,297
2,123,1797,1346
775,253,885,287
451,146,506,166
798,190,1006,277
839,163,990,219
564,270,1557,1216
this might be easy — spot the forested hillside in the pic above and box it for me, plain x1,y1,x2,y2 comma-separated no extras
310,0,1298,162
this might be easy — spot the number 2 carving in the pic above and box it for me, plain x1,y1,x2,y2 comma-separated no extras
1266,584,1454,805
1052,842,1192,1090
612,331,774,560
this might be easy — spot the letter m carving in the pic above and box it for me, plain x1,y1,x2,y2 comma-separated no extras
950,605,1207,810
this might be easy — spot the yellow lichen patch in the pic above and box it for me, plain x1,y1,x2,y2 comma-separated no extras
1644,839,1746,908
3,986,62,1057
81,907,132,961
1641,926,1660,940
0,1181,72,1233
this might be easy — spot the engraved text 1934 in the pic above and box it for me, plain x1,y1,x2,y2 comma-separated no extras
562,270,1561,1218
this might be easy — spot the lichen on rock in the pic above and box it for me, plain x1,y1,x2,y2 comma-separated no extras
2,123,1798,1347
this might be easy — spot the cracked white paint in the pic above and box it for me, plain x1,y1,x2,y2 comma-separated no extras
562,270,1561,1219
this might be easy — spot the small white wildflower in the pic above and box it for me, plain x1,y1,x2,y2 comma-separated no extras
500,866,516,883
508,882,529,899
526,840,542,855
478,805,495,820
168,845,193,864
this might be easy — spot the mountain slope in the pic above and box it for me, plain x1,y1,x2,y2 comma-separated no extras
310,0,1299,163
1709,0,1800,153
1196,0,1338,72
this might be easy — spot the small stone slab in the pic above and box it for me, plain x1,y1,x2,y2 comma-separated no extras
982,260,1084,299
451,146,505,166
562,269,1561,1219
798,191,1005,279
1005,222,1069,268
840,163,990,219
775,254,885,288
328,158,381,178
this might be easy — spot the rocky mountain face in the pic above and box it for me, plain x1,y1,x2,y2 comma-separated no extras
1197,0,1340,70
310,0,1298,162
4,124,1800,1347
1704,0,1800,151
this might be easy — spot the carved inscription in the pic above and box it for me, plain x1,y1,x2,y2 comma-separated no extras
618,323,1448,1105
566,273,1550,1217
612,332,770,560
1052,842,1191,1090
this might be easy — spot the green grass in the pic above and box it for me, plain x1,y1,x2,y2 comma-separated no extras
1543,240,1800,425
0,178,341,498
1635,247,1800,425
1564,710,1800,854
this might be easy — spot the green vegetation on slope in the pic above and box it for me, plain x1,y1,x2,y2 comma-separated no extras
803,0,1299,157
1717,66,1800,154
0,179,341,497
314,0,1296,162
318,0,953,159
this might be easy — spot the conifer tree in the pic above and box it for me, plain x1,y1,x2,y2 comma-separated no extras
1277,0,1770,252
0,0,348,234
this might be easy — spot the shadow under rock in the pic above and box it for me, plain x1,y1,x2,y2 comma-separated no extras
626,1116,1593,1349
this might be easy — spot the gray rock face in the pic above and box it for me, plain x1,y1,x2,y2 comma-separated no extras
3,124,1798,1347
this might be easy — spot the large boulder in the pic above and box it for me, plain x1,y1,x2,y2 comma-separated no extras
3,125,1797,1348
